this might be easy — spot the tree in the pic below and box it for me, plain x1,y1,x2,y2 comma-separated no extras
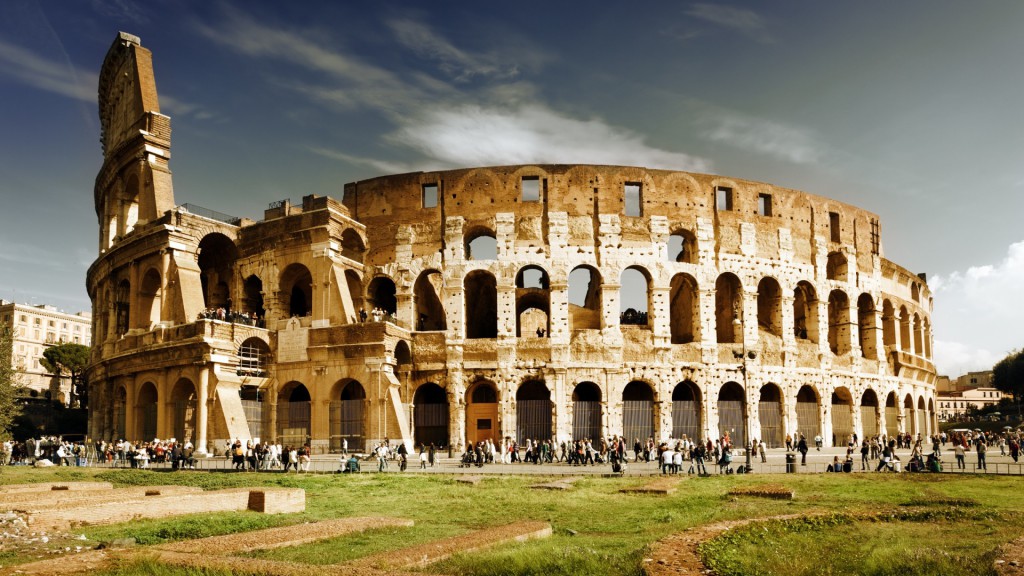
0,326,24,438
992,349,1024,417
40,343,90,409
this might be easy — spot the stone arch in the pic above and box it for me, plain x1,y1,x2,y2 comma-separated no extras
899,306,911,352
516,380,552,444
136,381,158,441
717,381,746,444
466,379,499,445
330,379,365,452
568,265,602,330
280,263,313,317
340,228,366,261
828,290,851,355
197,233,238,310
904,393,916,435
857,293,878,360
571,382,602,441
882,299,897,348
516,265,550,337
795,385,821,441
277,381,311,447
715,273,743,343
917,395,927,437
758,383,784,447
619,266,651,326
170,378,197,444
464,270,497,338
115,279,131,336
242,275,265,320
793,281,819,343
671,380,701,441
911,282,921,303
831,387,854,446
465,226,497,260
394,340,412,366
137,267,161,329
885,392,899,438
923,319,932,358
413,383,449,448
826,251,848,282
367,275,398,316
238,337,271,376
667,229,698,264
913,313,923,356
414,269,446,331
669,273,699,344
623,381,657,443
121,173,141,236
860,388,879,439
756,277,783,338
113,385,127,440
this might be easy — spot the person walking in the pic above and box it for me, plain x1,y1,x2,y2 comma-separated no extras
860,440,870,471
976,439,987,472
954,442,965,470
797,434,809,466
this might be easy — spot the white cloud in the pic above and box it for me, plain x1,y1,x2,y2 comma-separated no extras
930,240,1024,376
387,18,521,82
699,111,823,164
686,4,774,44
0,39,95,102
307,146,414,175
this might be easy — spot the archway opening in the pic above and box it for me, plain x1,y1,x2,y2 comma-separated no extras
198,233,238,310
826,251,848,282
828,290,851,355
331,380,365,452
465,271,498,338
280,264,313,317
717,382,746,444
516,380,552,444
171,378,197,444
466,228,497,260
667,229,697,264
113,386,127,440
340,228,365,261
623,381,656,443
885,392,899,438
572,382,602,441
831,387,854,447
619,267,650,326
413,383,449,448
671,380,701,441
669,274,698,344
243,275,265,321
466,381,498,445
367,276,398,317
858,293,878,359
568,266,601,330
277,382,311,448
756,277,783,338
138,268,161,329
136,382,158,441
861,389,879,439
516,266,550,337
715,273,742,343
795,385,821,441
793,281,819,343
238,337,271,377
414,270,446,331
758,384,783,447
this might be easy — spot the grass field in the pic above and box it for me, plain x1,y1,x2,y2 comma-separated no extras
1,466,1020,575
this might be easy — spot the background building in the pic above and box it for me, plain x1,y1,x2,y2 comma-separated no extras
0,299,92,404
86,33,938,454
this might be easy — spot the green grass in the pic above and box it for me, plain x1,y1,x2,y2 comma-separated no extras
1,467,1022,575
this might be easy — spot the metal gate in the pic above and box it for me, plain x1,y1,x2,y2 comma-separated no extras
241,399,263,440
277,401,310,447
860,406,878,439
572,401,601,441
758,400,782,447
414,401,449,448
623,400,655,442
718,400,745,445
140,403,157,441
329,399,365,452
173,399,196,444
796,401,820,440
516,400,552,444
832,404,853,446
672,401,700,441
885,406,899,438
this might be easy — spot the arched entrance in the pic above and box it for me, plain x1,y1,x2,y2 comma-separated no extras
832,388,854,446
717,382,746,444
516,381,553,444
758,384,783,448
280,264,313,317
170,378,197,444
795,385,821,441
917,396,927,437
623,381,656,443
671,380,701,441
572,382,602,441
860,389,879,439
885,392,899,438
413,383,449,448
277,382,311,447
330,380,365,452
466,381,498,445
113,386,127,440
136,382,158,441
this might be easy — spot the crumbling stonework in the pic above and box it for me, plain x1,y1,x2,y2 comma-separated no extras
86,33,936,456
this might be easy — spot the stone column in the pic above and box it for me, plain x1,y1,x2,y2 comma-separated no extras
196,365,210,455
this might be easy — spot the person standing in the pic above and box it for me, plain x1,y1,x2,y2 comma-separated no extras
954,442,966,470
976,439,987,472
797,434,809,466
860,441,870,471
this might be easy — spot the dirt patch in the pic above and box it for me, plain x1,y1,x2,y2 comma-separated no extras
994,536,1024,575
455,476,483,485
726,484,794,500
530,478,578,491
0,483,112,497
156,517,414,555
620,477,680,495
346,520,552,571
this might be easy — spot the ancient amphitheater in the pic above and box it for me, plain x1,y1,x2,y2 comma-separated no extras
86,32,936,455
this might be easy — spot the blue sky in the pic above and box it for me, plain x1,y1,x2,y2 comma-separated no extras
1,1,1022,377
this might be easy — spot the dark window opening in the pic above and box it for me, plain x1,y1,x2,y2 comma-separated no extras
716,187,733,211
829,212,841,243
758,193,772,217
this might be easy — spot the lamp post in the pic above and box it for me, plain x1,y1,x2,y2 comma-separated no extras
733,301,753,473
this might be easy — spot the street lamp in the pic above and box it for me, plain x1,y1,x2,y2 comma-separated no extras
733,301,753,473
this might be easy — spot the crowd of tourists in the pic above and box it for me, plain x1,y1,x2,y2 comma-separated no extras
197,307,264,327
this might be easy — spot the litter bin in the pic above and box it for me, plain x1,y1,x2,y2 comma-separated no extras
785,452,796,474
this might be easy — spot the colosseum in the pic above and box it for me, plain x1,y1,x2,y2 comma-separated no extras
86,33,937,455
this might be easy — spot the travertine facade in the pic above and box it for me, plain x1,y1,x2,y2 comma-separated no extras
87,33,937,455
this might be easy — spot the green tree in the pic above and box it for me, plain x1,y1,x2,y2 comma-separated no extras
992,349,1024,418
0,326,24,438
40,342,90,408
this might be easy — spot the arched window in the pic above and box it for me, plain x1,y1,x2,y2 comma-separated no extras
572,382,601,441
758,384,783,448
278,382,311,447
795,385,820,440
136,381,158,441
238,337,271,377
171,378,197,444
516,381,552,444
138,268,161,329
899,306,911,352
831,387,853,446
826,252,848,282
827,290,851,355
280,264,313,317
243,275,265,321
882,300,896,348
623,381,656,442
466,228,497,260
568,266,601,330
667,230,697,264
857,294,878,359
516,266,550,337
671,381,701,440
331,380,366,452
414,270,446,331
669,274,699,344
793,281,818,343
619,266,651,327
115,279,131,336
367,276,398,316
756,277,782,338
198,233,239,310
715,273,742,344
860,389,879,439
413,383,449,448
717,382,745,443
465,271,497,338
340,228,366,261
